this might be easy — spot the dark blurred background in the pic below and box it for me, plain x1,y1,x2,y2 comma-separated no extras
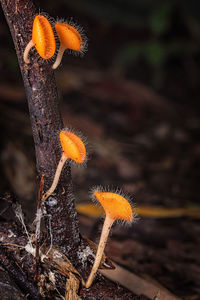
0,1,200,299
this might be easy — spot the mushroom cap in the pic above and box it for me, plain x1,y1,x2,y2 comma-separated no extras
93,191,133,222
59,130,86,163
32,15,56,59
55,23,82,51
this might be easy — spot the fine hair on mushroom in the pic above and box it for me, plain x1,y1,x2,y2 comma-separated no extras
52,18,88,69
85,186,134,288
42,127,87,201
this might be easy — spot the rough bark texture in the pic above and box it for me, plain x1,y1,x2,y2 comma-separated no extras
1,0,81,257
0,221,142,299
0,247,38,299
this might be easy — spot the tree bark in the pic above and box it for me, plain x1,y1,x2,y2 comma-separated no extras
1,0,81,258
0,0,140,299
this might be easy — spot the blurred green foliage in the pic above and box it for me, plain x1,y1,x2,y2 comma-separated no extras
65,0,200,29
64,0,200,88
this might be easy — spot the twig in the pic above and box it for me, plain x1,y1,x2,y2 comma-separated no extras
35,173,44,284
101,263,181,300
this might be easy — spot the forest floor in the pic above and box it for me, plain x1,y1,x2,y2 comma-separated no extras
0,2,200,298
0,66,199,299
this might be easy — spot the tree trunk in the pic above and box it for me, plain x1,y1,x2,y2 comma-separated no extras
1,0,81,258
0,0,140,299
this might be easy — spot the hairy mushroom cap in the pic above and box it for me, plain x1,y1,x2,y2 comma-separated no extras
32,15,56,59
55,23,82,52
93,191,133,222
59,130,86,163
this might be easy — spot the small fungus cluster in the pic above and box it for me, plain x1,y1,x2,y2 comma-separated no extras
26,10,134,292
42,128,134,288
24,14,87,69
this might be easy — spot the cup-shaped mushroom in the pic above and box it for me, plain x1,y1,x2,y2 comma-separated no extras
43,129,87,201
24,14,56,64
59,130,86,164
52,22,87,69
85,190,133,288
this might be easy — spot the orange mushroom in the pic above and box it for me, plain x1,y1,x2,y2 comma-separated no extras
85,189,133,288
24,14,56,64
52,21,87,69
43,129,87,201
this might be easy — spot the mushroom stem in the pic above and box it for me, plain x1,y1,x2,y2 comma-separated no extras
52,46,65,69
23,40,35,64
85,215,114,288
43,152,67,201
